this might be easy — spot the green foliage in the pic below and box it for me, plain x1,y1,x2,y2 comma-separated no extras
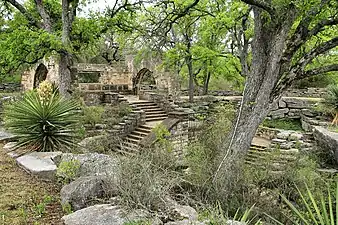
280,181,338,225
152,123,172,151
262,118,303,131
4,90,80,152
33,195,54,218
62,202,73,215
56,160,81,184
82,106,105,127
325,84,338,112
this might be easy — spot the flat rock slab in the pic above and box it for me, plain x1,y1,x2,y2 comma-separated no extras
0,128,16,142
62,204,153,225
16,152,62,181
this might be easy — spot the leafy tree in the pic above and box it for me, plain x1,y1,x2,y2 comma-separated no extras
216,0,338,170
0,0,142,95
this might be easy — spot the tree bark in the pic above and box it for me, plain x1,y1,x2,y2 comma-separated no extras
58,0,73,96
225,7,294,156
186,55,194,102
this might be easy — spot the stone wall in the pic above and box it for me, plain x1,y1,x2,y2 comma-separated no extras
21,57,59,91
79,83,130,93
267,97,322,119
0,83,21,92
284,88,327,98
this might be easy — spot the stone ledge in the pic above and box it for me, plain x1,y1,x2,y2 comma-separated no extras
16,152,62,181
313,126,338,163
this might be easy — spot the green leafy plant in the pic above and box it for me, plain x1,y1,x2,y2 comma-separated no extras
152,123,172,151
4,89,80,152
82,105,104,127
325,84,338,125
56,160,81,184
277,181,338,225
262,118,303,131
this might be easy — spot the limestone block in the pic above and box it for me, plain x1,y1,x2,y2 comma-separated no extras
16,152,62,180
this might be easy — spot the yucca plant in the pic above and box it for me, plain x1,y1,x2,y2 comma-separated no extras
274,181,338,225
325,84,338,125
4,85,80,152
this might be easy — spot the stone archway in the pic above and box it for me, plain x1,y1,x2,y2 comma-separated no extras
33,64,48,88
132,68,156,95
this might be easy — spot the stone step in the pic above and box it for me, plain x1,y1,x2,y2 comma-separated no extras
249,146,266,151
145,116,168,122
135,127,152,134
131,130,149,136
145,110,166,115
136,105,160,110
127,134,143,140
145,113,168,119
125,137,141,144
144,108,166,112
131,102,157,107
138,125,153,131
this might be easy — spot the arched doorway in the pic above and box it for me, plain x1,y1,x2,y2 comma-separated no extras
33,64,48,88
132,68,156,95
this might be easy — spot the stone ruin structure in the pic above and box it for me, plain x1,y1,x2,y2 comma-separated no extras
21,55,179,96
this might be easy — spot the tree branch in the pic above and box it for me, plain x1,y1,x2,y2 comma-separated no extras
4,0,42,28
299,64,338,78
34,0,52,32
282,0,332,62
240,0,275,17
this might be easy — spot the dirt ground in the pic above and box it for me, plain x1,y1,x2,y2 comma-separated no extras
0,144,63,225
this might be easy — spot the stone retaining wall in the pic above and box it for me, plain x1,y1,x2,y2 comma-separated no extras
0,83,21,92
267,97,322,119
284,88,326,98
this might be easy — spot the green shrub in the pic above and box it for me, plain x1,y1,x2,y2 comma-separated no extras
4,89,80,152
262,118,303,131
324,84,338,124
278,180,338,224
56,160,81,184
82,106,105,127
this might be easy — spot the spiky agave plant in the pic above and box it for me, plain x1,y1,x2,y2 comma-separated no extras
325,84,338,125
271,181,338,225
4,87,80,152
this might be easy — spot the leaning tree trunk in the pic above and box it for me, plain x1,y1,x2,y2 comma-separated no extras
222,7,294,157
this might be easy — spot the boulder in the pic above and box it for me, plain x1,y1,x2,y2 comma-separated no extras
55,153,120,177
77,135,107,153
62,204,158,225
269,108,289,119
61,176,118,211
276,130,293,139
313,126,338,164
165,198,198,223
289,132,303,141
16,152,62,180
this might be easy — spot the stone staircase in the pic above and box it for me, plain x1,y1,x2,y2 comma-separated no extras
117,100,168,153
130,100,168,122
245,137,299,173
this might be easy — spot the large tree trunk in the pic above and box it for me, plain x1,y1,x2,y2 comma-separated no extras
59,0,73,96
224,7,294,156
